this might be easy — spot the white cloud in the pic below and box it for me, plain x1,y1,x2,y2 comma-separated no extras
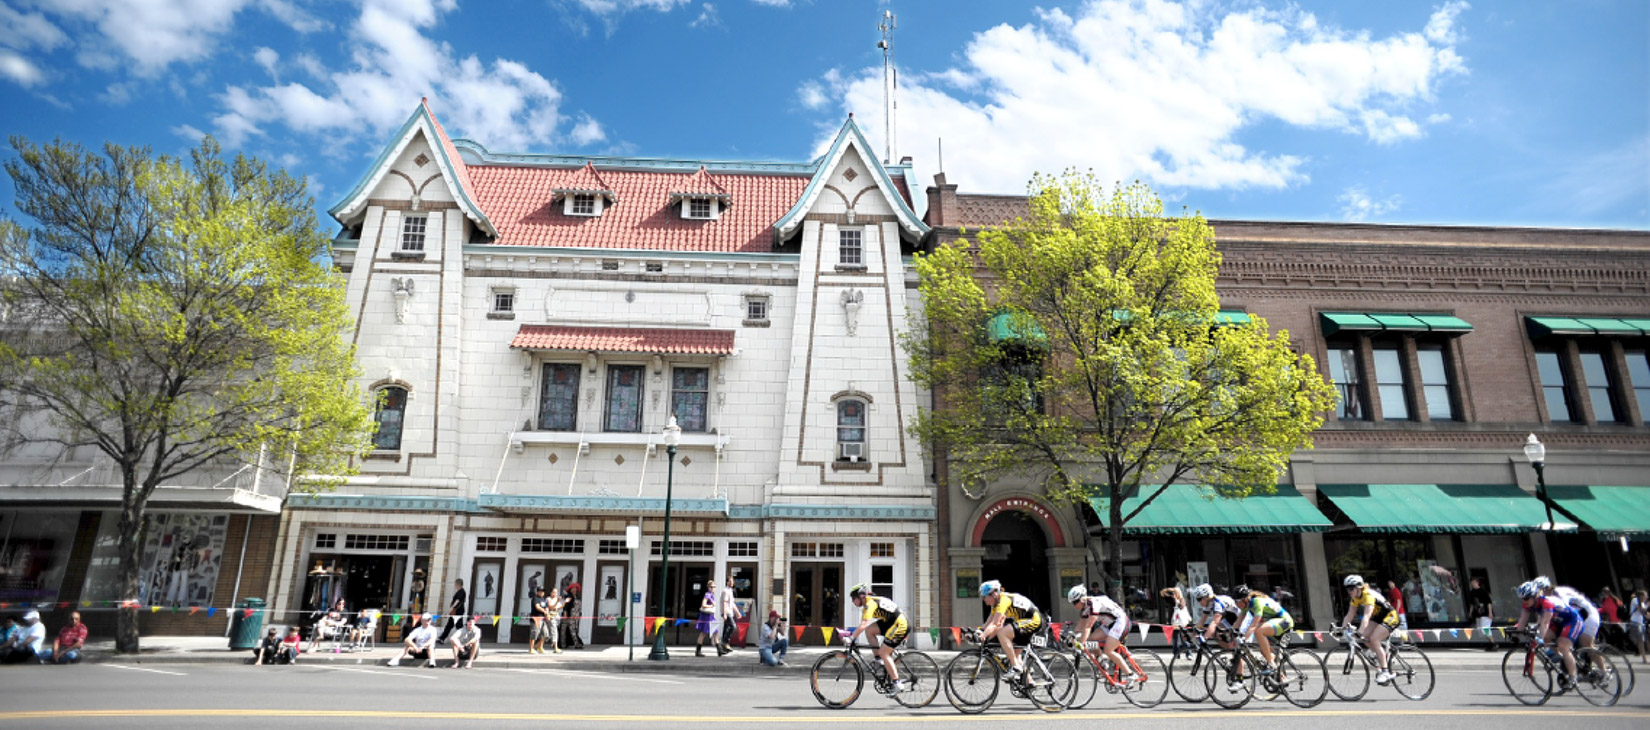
171,123,207,142
24,0,329,77
576,0,691,13
690,2,720,28
211,0,588,156
292,53,328,80
253,47,279,78
809,0,1469,194
99,80,135,105
1338,186,1402,221
0,48,45,87
750,0,791,6
797,80,828,109
0,4,69,51
1425,1,1469,45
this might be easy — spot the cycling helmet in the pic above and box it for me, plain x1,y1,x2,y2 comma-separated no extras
849,583,869,599
1531,575,1552,591
1233,584,1251,597
1344,574,1365,589
1067,584,1088,603
1516,581,1541,600
979,580,1002,597
1189,584,1213,601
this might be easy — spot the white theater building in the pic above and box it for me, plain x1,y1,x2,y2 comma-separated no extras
263,101,938,647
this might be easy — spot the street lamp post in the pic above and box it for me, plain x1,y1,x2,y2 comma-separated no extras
1523,433,1555,530
648,417,682,661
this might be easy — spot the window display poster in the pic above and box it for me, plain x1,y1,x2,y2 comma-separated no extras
137,513,228,608
956,568,979,598
596,565,624,627
518,563,547,616
1186,561,1210,624
1417,559,1457,622
472,562,501,616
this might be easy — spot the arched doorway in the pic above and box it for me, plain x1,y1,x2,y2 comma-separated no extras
979,511,1051,619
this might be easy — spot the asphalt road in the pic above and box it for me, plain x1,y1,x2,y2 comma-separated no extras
2,660,1647,729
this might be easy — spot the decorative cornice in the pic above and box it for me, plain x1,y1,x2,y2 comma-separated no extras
478,494,729,515
762,503,935,521
287,494,481,512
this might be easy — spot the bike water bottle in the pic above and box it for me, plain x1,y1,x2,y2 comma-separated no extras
1544,647,1558,662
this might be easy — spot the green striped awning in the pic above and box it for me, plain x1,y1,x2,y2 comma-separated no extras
987,310,1047,345
1526,316,1650,338
1317,484,1575,534
1546,486,1650,540
1321,312,1474,335
1088,483,1331,535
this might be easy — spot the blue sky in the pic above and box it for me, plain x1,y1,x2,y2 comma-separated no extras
1,0,1645,231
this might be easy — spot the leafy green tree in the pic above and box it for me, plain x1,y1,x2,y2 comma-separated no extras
908,175,1337,600
0,137,376,652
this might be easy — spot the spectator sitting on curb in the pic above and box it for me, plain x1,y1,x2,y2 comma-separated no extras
49,611,87,664
390,615,437,667
0,615,20,661
449,615,481,669
278,626,302,664
254,627,282,665
1,610,46,664
758,611,788,667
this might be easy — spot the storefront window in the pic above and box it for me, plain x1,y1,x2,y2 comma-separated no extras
0,511,78,604
1325,534,1469,626
1460,535,1531,622
1113,535,1309,629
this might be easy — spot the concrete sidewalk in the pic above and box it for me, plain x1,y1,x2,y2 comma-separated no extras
67,635,1557,675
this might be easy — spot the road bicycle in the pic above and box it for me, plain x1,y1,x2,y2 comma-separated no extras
808,636,940,709
1595,642,1637,697
1056,621,1169,708
1322,624,1435,701
942,626,1079,713
1204,631,1328,709
1500,630,1622,707
1167,628,1232,703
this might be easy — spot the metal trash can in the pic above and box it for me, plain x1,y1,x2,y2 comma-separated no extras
228,597,267,650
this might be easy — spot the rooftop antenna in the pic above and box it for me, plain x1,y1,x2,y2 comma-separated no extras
878,10,898,165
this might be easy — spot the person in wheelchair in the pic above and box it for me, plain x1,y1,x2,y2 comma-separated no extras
977,580,1044,683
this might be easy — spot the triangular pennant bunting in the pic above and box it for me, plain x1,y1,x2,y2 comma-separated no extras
151,606,161,614
1450,629,1459,638
929,628,940,645
1464,629,1473,639
793,625,805,642
189,606,200,616
616,617,627,634
1138,621,1150,641
1051,623,1062,643
1312,632,1322,642
492,615,502,627
950,627,962,647
1163,626,1175,645
821,627,836,645
207,607,217,617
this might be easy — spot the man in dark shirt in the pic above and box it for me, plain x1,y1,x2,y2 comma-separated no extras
529,587,551,654
439,579,467,643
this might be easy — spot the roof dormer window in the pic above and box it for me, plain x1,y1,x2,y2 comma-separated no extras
569,193,599,217
670,166,730,221
686,198,713,220
553,161,616,219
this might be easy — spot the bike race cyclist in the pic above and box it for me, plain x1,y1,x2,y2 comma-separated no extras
1234,585,1293,682
1540,576,1601,653
849,583,911,692
978,580,1045,683
1068,584,1135,684
1190,584,1246,692
1516,579,1581,689
1341,574,1400,685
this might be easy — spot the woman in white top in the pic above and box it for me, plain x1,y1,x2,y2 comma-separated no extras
1630,589,1647,664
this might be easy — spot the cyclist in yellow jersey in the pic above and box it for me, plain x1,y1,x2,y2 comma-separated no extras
850,583,910,691
1340,574,1399,684
978,580,1044,681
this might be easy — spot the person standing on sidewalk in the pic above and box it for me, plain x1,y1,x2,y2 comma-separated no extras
718,574,744,654
1386,580,1409,632
439,579,467,644
561,582,585,650
1629,589,1648,664
695,580,720,657
758,611,788,666
1468,577,1496,650
528,587,551,655
545,587,566,654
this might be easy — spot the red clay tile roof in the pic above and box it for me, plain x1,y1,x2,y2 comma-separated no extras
552,161,616,201
422,98,478,215
510,325,736,355
669,166,730,201
952,194,1030,229
467,164,810,253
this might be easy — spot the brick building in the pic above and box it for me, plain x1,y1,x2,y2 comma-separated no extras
923,174,1650,632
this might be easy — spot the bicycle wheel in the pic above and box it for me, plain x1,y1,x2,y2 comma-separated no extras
809,650,865,709
1501,647,1553,706
1323,643,1370,701
1168,648,1211,702
1024,650,1077,712
1278,649,1328,708
943,648,1001,714
1205,650,1256,710
1068,651,1102,709
1388,644,1435,701
891,651,940,709
1598,643,1636,697
1121,649,1169,708
1573,647,1622,707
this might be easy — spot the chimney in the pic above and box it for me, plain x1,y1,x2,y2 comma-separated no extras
925,172,958,227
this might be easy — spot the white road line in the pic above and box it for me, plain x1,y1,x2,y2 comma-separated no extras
327,666,439,680
101,664,187,676
495,667,684,685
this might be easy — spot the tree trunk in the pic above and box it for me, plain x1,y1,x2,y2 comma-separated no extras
116,470,146,654
1107,493,1126,605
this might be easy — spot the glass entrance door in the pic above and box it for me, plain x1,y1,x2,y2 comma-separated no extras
790,562,844,630
647,562,713,645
